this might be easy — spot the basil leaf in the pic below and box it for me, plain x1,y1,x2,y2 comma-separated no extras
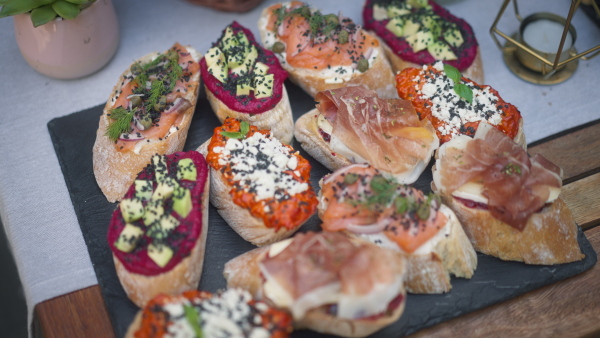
30,4,56,27
220,131,245,139
443,63,461,83
183,304,203,338
240,121,249,135
454,83,473,104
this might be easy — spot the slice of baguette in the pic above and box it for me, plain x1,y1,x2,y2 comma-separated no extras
437,193,584,265
224,243,406,338
93,45,201,203
114,176,210,308
258,10,397,99
380,38,485,85
205,84,294,144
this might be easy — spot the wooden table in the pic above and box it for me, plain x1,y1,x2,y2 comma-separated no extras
33,120,600,338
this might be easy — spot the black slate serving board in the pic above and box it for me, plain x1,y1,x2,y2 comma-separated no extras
48,80,597,338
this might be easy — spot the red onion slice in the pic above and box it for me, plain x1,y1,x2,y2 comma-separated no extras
165,98,192,115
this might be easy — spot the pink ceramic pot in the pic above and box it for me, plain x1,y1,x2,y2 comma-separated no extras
13,0,119,79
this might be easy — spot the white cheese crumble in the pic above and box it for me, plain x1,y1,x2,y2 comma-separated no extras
416,61,504,138
214,132,309,201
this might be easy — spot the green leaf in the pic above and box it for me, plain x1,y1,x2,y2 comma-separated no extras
220,131,245,139
0,0,11,6
52,0,79,19
64,0,92,4
183,304,203,338
240,121,249,135
454,83,473,104
0,0,39,18
30,5,56,27
32,0,54,5
443,63,461,83
105,107,134,142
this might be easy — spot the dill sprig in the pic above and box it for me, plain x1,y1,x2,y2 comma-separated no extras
148,80,165,109
105,107,134,142
167,59,183,91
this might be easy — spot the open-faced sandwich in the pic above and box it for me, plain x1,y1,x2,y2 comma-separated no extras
224,231,407,338
199,118,317,246
432,122,584,264
258,1,397,99
295,85,438,184
363,0,483,84
93,43,201,203
125,288,293,338
318,164,476,294
107,151,209,307
396,61,525,147
201,21,294,144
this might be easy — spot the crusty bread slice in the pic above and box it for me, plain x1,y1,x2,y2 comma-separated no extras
114,177,210,308
294,108,352,172
437,193,584,265
124,311,142,338
93,46,201,203
197,141,302,247
224,244,406,338
379,37,485,85
205,84,294,144
258,11,397,99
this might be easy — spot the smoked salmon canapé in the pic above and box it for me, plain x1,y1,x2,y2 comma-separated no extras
432,122,584,265
363,0,484,84
201,21,294,144
199,118,318,246
107,151,210,308
295,85,439,184
224,231,408,338
396,61,525,147
93,43,201,203
318,164,477,294
258,1,397,99
125,288,293,338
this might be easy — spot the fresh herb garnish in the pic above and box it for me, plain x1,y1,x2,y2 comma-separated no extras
183,304,203,338
105,107,134,142
220,121,250,139
443,63,473,104
502,162,522,176
343,173,359,185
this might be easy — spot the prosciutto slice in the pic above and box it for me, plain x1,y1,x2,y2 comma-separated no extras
435,123,562,230
316,86,438,175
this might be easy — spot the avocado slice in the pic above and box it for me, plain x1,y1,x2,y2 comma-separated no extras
408,0,429,9
236,31,250,50
152,155,168,183
151,177,179,201
406,30,434,52
402,19,421,37
253,74,274,99
173,187,192,218
147,243,173,268
176,158,197,181
387,4,411,18
427,40,457,60
114,223,144,253
236,79,254,96
253,62,269,76
134,180,153,201
443,26,464,48
208,63,228,83
205,47,225,68
373,4,389,20
385,17,405,37
143,199,164,226
219,26,238,52
159,214,180,232
120,198,144,223
422,16,442,38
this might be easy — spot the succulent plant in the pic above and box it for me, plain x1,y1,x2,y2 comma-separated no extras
0,0,96,27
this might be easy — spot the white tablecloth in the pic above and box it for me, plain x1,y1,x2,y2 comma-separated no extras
0,0,599,334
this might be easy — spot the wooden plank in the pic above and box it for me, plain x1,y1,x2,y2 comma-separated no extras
562,173,600,230
33,285,114,338
528,122,600,183
408,226,600,338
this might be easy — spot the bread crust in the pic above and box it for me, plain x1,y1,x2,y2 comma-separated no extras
379,36,485,85
93,47,201,203
224,243,406,337
438,194,584,265
205,85,294,144
113,177,210,308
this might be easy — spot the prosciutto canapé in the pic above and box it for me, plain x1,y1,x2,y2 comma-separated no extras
316,86,438,180
433,123,562,230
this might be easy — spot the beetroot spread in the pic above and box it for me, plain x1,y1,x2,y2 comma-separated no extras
363,0,478,71
200,21,288,114
107,151,208,276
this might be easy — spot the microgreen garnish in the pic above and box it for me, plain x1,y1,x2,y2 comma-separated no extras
105,107,134,142
183,304,203,338
220,121,250,139
502,162,522,176
443,63,473,104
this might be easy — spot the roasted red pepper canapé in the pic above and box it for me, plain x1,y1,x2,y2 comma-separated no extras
396,65,521,144
107,151,208,276
363,0,478,71
206,118,317,230
200,21,288,114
